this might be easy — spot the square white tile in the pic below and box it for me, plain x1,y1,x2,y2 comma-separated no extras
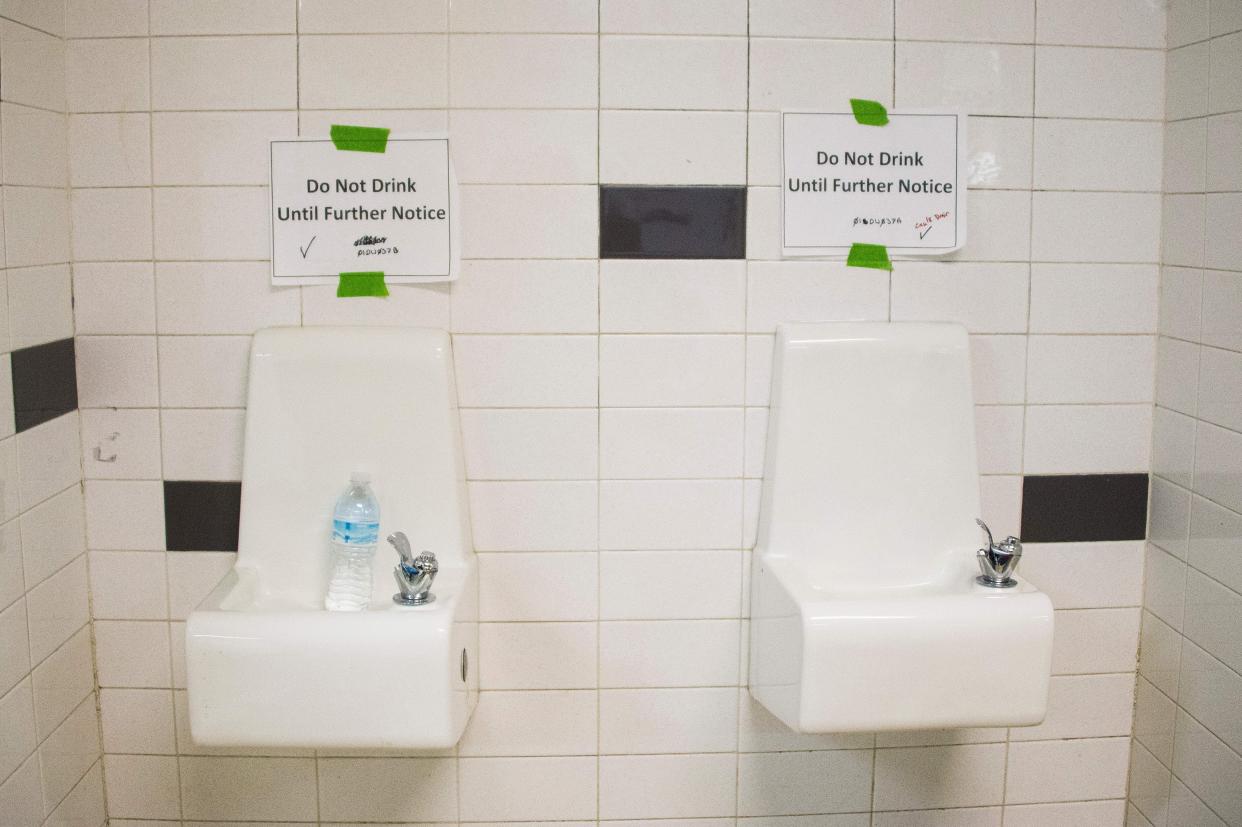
69,113,150,188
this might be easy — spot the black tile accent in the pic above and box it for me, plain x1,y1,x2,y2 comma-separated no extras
11,338,78,433
165,481,242,552
600,185,747,259
1021,474,1149,543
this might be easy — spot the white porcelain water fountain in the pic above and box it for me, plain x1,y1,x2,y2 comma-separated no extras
749,322,1053,733
186,327,477,749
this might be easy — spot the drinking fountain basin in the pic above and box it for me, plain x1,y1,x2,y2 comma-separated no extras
751,558,1052,733
748,322,1053,733
185,327,478,749
187,565,476,749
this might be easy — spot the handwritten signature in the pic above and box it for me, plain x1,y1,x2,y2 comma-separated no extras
915,211,951,239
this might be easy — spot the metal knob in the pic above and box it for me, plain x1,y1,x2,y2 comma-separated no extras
388,531,438,606
975,518,1022,589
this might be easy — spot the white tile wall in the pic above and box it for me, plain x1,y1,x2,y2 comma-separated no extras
751,38,892,112
1131,5,1242,823
19,0,1186,824
601,36,746,110
453,109,597,184
451,34,596,108
151,36,295,110
300,34,447,109
65,37,146,113
602,0,746,36
600,110,747,185
896,42,1034,116
0,4,103,827
896,0,1032,43
1035,45,1166,119
602,260,746,333
1036,0,1166,48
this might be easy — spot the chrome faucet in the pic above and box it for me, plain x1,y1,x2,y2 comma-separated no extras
975,518,1022,588
388,532,438,605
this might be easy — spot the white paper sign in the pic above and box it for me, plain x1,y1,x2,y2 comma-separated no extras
270,137,457,285
782,112,966,257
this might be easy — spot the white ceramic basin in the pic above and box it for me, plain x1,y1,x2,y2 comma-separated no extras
751,558,1052,733
748,322,1054,733
188,566,476,749
186,327,478,749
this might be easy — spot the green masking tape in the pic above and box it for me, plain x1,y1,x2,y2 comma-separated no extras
330,124,390,153
330,127,389,296
337,272,389,297
847,243,893,271
850,98,889,126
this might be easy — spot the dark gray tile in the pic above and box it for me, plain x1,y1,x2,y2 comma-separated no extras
1021,474,1149,543
165,481,242,552
11,338,77,433
600,185,746,259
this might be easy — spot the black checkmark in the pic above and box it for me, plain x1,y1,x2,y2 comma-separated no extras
300,236,317,258
919,226,933,239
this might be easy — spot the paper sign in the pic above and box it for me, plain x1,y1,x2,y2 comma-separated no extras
782,111,966,257
270,137,457,285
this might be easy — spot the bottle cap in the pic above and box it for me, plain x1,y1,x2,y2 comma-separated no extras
350,471,371,485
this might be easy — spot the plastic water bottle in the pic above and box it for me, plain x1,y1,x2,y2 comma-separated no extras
324,472,380,611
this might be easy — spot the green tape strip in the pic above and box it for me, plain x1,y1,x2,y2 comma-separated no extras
847,243,893,271
849,98,889,126
330,124,390,153
337,272,389,297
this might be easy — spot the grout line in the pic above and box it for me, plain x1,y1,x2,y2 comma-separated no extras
63,256,1222,266
62,103,1201,121
294,0,305,329
95,612,1151,625
0,14,65,39
736,2,753,819
1002,8,1043,819
594,3,604,820
59,181,1185,194
874,11,899,819
441,6,470,817
62,329,1197,338
290,4,326,822
140,7,182,822
65,6,111,811
53,28,1179,49
96,736,1137,761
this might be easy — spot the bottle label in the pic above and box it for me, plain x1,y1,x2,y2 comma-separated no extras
333,519,379,545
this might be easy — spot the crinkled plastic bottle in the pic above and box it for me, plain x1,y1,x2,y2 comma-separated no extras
324,472,379,611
